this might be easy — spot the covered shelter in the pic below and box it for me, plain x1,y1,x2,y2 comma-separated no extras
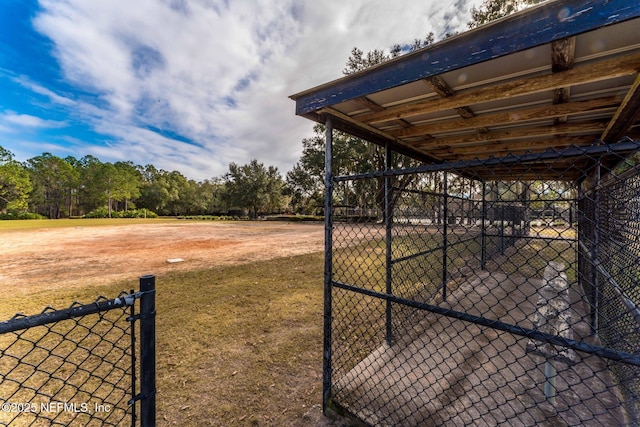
291,0,640,425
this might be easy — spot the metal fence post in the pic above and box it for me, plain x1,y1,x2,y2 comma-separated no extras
442,172,448,300
591,163,601,336
481,180,487,270
323,117,334,413
500,204,505,254
385,142,393,346
139,275,156,427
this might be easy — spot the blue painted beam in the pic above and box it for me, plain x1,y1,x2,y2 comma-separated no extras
292,0,640,116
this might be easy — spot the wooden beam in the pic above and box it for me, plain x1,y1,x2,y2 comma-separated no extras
420,135,599,159
601,73,640,143
424,77,476,119
388,96,621,139
551,37,576,124
353,97,412,128
551,37,576,73
412,121,608,149
354,96,384,112
354,52,640,124
319,107,399,144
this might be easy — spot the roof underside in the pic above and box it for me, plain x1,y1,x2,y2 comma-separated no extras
291,0,640,180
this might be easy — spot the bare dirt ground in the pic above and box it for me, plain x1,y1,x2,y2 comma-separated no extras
0,221,325,295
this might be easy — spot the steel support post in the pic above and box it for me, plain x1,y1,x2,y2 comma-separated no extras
591,162,601,336
442,172,448,301
139,275,156,427
322,117,334,412
481,180,487,270
385,142,393,346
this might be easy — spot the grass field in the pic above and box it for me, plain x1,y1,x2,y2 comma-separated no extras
0,217,181,232
154,252,326,426
0,219,331,426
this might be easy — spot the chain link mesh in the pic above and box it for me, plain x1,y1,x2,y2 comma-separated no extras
328,143,640,426
0,294,135,427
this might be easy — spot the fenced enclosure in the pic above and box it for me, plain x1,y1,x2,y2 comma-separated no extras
326,142,640,426
290,3,640,423
0,276,156,427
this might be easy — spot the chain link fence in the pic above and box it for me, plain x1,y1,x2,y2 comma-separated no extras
0,276,155,427
325,141,640,426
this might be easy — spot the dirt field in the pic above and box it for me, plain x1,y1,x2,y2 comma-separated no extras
0,221,325,295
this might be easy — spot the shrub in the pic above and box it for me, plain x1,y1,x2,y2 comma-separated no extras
85,208,158,219
85,207,111,218
0,212,46,220
265,215,323,222
176,215,248,221
120,208,158,218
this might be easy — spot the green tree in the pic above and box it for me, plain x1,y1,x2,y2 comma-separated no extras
136,165,166,213
342,34,433,76
200,177,227,214
137,168,191,216
468,0,546,28
285,162,323,214
77,155,107,215
161,171,189,216
286,124,381,215
102,163,122,218
27,153,77,218
112,161,142,212
223,159,284,218
0,146,32,214
64,156,84,216
286,124,419,218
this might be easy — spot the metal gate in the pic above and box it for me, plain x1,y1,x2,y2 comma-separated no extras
0,276,156,427
324,142,640,426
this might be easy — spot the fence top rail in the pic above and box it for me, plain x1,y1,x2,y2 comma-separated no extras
333,139,640,182
0,290,150,335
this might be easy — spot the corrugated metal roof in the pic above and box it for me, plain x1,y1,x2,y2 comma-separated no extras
290,0,640,179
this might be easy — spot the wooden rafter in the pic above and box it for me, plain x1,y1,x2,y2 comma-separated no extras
423,135,600,159
389,96,621,139
412,121,608,149
601,73,640,143
551,37,576,124
319,107,399,143
353,97,412,129
354,52,640,124
424,76,476,119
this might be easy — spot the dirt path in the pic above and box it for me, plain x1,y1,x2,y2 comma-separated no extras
0,221,325,295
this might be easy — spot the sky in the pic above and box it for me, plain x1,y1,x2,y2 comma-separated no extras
0,0,484,181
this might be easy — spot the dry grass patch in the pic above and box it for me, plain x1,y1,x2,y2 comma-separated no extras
156,253,325,426
0,252,328,426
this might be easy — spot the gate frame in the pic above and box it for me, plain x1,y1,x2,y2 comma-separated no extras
0,275,156,427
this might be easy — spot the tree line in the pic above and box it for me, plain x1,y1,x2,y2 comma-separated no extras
0,146,290,219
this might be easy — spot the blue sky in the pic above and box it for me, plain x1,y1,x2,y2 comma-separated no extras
0,0,483,180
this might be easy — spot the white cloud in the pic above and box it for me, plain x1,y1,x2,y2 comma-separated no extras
0,111,66,129
29,0,483,180
12,76,77,107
